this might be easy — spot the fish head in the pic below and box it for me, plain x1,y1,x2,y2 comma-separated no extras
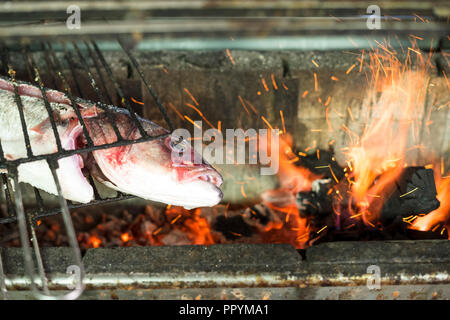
85,110,223,209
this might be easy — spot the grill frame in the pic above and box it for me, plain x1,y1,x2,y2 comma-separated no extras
0,38,176,300
0,39,174,224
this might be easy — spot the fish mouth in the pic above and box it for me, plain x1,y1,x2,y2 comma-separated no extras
196,172,223,188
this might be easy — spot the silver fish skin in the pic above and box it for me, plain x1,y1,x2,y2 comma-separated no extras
0,77,223,208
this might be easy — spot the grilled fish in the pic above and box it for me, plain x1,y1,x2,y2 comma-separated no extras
0,77,223,209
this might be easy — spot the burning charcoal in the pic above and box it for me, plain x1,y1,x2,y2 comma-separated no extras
161,229,193,246
405,227,448,240
213,215,253,240
381,167,440,223
261,189,296,207
242,204,283,232
296,179,333,218
145,205,166,225
298,149,344,181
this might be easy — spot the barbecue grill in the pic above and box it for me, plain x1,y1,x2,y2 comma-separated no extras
0,0,449,300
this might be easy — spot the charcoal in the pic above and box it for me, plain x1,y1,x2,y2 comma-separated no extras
298,148,344,181
244,205,271,225
405,227,448,240
381,167,440,223
213,215,253,240
242,203,283,232
296,179,333,218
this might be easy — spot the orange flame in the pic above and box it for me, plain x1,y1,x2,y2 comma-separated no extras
411,172,450,237
277,133,321,193
89,235,101,248
344,46,430,225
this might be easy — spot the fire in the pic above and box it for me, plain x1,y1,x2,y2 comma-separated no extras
411,172,450,237
277,133,321,194
343,44,431,225
121,232,131,242
89,235,102,248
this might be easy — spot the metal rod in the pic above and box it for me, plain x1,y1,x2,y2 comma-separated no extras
0,247,7,300
0,45,33,158
90,41,148,138
117,37,174,132
22,45,64,153
29,218,50,295
83,40,113,105
44,41,95,148
67,41,124,142
61,47,84,98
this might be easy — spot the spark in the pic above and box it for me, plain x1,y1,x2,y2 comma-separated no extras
184,115,201,129
261,116,274,130
131,97,144,105
271,73,278,90
238,95,250,115
261,78,269,92
359,50,365,72
167,102,185,120
302,90,309,98
346,64,356,74
170,214,182,224
409,34,423,40
312,59,319,68
328,165,339,183
313,73,318,91
399,187,418,198
153,227,162,235
316,226,328,234
282,82,289,90
325,107,333,132
408,47,422,56
442,71,450,90
240,185,247,198
413,13,425,22
244,99,259,114
347,106,354,121
331,76,339,81
185,103,215,129
226,49,236,65
280,110,286,133
185,103,204,117
184,88,199,106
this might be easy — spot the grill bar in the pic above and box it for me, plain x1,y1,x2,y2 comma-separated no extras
23,45,65,154
43,42,95,149
90,41,148,138
68,41,124,142
117,38,174,132
83,41,114,106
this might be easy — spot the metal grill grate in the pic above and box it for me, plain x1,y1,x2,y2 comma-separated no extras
0,38,173,299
